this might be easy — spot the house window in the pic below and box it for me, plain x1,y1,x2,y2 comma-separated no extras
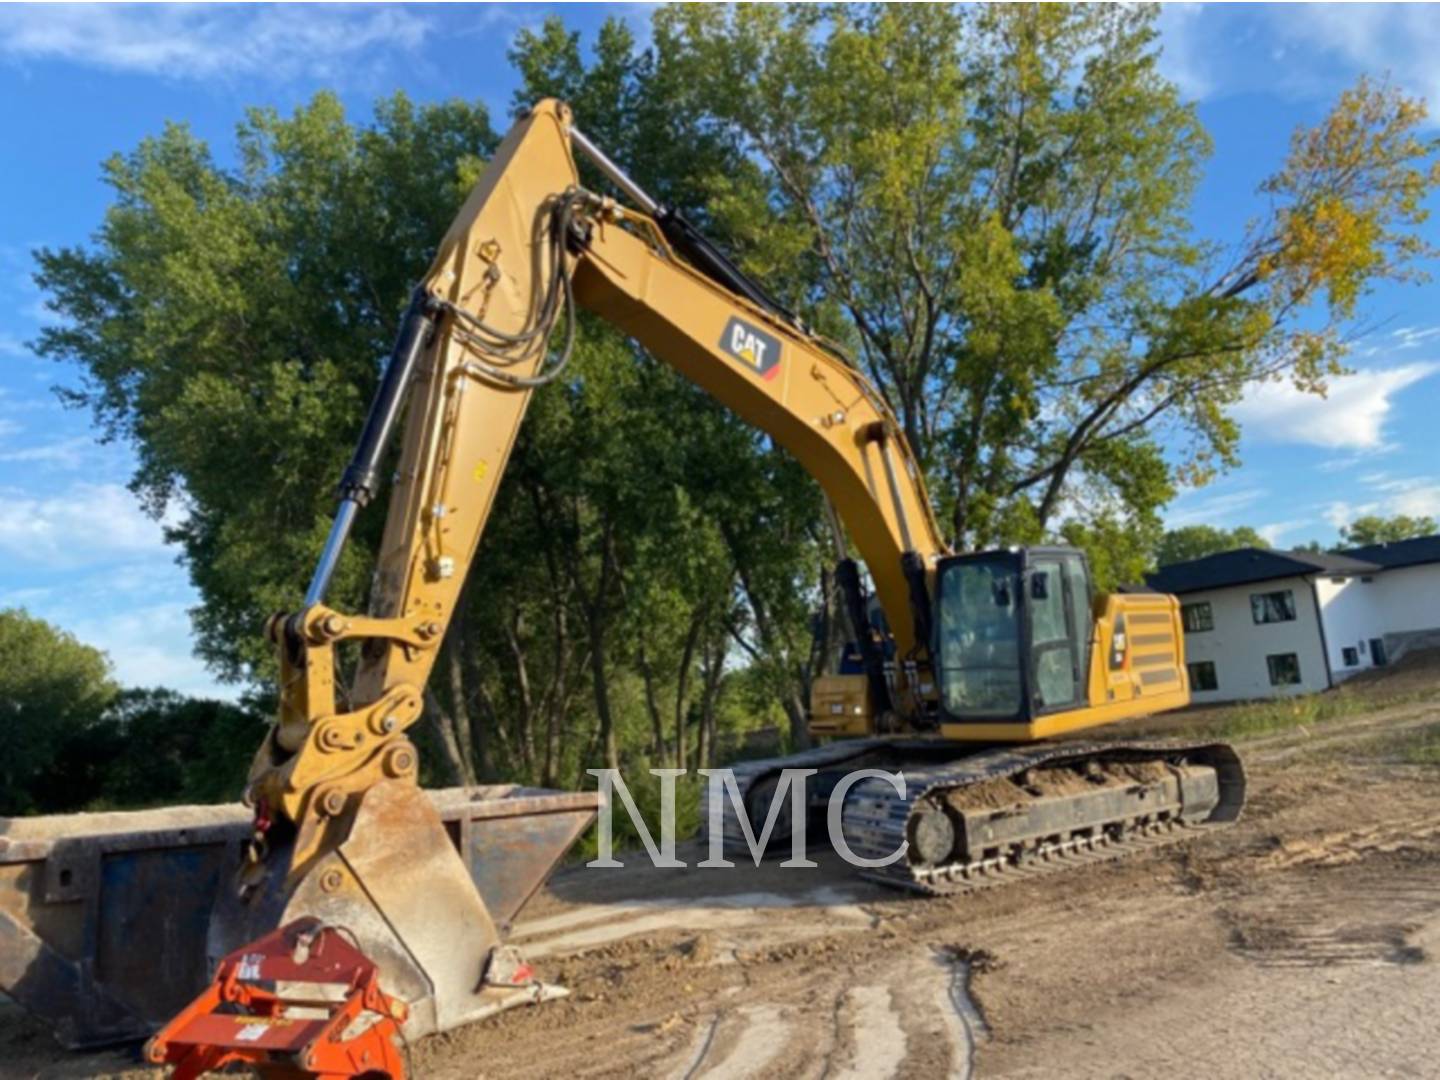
1181,601,1213,633
1267,653,1302,686
1187,660,1219,691
1251,590,1296,624
1342,646,1359,667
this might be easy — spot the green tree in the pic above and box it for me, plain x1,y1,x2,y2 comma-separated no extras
31,7,1440,789
1339,513,1437,546
33,94,520,781
36,93,501,682
652,4,1440,555
500,18,828,758
0,609,117,814
1156,524,1270,566
40,689,264,812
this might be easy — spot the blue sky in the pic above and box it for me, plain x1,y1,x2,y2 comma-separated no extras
1,3,1438,699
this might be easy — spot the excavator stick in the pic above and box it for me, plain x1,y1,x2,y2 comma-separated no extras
145,917,409,1080
0,783,598,1048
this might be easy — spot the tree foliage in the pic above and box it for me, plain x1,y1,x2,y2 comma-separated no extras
37,93,500,679
651,4,1438,555
37,689,264,812
0,609,117,813
29,6,1440,793
1339,513,1437,547
1156,525,1271,567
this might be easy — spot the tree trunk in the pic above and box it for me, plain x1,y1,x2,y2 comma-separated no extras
422,687,473,786
503,611,538,778
696,630,725,770
473,680,511,780
586,620,620,772
673,611,702,770
636,640,667,759
562,512,622,774
540,605,573,789
443,635,476,782
469,695,494,782
719,524,813,753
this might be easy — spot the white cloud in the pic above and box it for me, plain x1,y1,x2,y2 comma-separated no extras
0,481,174,566
1389,486,1440,519
1155,3,1215,101
1164,486,1267,528
0,551,231,698
0,436,95,470
0,3,433,82
1257,519,1313,546
0,332,32,359
68,601,230,699
1279,4,1440,119
1360,475,1440,519
0,587,227,699
1393,326,1440,350
1322,500,1365,529
1321,477,1440,532
1154,5,1440,118
1316,453,1371,473
1232,364,1438,450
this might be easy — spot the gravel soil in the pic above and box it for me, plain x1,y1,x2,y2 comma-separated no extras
6,693,1440,1079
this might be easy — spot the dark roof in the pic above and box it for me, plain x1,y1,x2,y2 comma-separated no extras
1146,547,1380,595
1337,534,1440,570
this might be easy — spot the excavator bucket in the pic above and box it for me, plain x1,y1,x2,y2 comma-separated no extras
0,783,599,1048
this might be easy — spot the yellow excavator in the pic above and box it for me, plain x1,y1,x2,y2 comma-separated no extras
0,100,1243,1060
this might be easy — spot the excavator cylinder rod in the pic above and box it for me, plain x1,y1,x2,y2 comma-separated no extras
308,293,436,606
569,125,658,215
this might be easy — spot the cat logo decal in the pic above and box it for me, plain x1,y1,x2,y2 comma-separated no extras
719,317,782,381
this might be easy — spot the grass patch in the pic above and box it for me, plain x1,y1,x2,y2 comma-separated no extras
1399,726,1440,765
1307,718,1440,767
571,767,704,863
1184,686,1435,742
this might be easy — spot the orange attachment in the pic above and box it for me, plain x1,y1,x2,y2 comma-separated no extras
144,917,408,1080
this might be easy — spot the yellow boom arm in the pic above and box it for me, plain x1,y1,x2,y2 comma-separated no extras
250,99,1187,883
250,100,952,867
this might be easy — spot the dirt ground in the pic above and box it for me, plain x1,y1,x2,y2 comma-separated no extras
6,692,1440,1079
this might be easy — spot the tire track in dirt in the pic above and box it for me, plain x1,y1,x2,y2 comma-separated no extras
1222,839,1440,970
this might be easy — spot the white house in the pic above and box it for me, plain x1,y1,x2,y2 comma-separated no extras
1313,536,1440,677
1144,536,1440,704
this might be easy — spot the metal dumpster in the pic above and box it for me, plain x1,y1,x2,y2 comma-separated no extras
0,785,599,1048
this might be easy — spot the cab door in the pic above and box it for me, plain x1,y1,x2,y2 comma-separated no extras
1025,552,1088,714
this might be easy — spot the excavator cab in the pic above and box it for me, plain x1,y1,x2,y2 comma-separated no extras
935,547,1093,725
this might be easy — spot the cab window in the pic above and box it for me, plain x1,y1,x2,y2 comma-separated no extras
937,556,1023,718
